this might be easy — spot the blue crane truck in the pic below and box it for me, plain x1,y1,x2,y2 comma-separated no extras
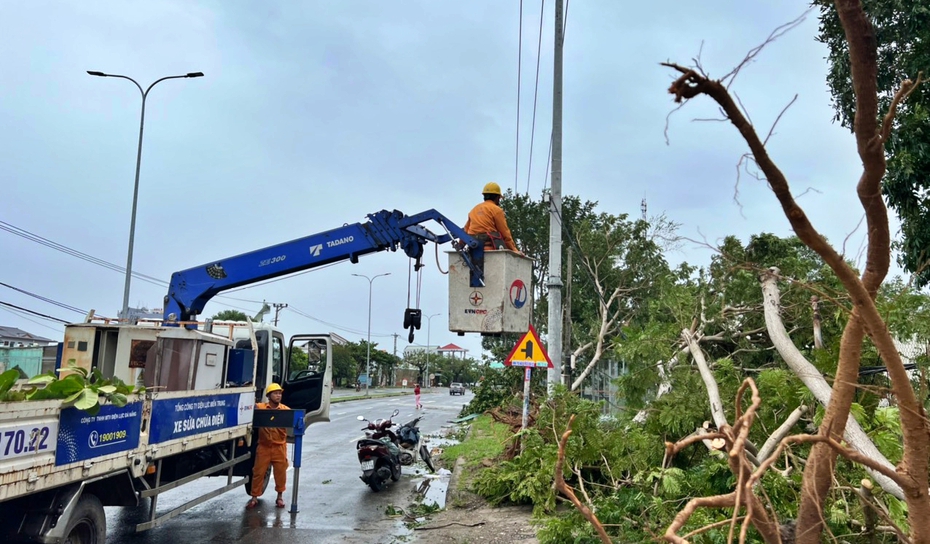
0,208,521,543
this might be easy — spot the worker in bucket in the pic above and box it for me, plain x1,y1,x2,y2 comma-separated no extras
246,383,290,509
464,182,520,252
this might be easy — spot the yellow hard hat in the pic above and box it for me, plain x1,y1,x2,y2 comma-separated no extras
265,383,283,395
482,182,502,196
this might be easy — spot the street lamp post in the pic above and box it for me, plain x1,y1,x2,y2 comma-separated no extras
425,313,440,388
87,70,204,322
352,272,391,397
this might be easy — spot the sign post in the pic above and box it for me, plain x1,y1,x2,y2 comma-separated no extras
503,325,553,431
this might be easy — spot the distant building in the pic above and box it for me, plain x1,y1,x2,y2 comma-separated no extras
403,344,439,357
437,343,468,359
0,326,55,347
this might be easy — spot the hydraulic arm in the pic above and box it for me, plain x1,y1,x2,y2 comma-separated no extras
163,209,483,323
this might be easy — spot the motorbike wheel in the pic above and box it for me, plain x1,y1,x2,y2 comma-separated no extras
368,475,386,492
391,462,401,482
419,444,436,473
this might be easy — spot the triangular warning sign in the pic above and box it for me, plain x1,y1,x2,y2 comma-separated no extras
503,325,553,368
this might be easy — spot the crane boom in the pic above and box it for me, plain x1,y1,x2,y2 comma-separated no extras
162,209,482,323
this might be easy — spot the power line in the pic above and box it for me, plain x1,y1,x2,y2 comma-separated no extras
514,0,524,193
0,282,86,315
0,219,267,308
287,305,395,339
0,220,166,288
0,301,70,324
524,0,547,194
0,305,65,333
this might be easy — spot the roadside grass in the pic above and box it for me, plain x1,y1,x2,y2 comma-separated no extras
441,415,511,466
440,414,514,505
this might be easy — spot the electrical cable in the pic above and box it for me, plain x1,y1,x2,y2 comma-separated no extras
0,305,65,333
514,0,524,192
0,219,278,308
286,305,394,338
524,0,547,194
0,221,166,287
0,301,70,324
0,282,86,314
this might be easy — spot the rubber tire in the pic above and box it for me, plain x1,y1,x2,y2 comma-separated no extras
391,462,401,482
420,444,436,473
367,472,386,492
63,494,105,544
244,465,273,496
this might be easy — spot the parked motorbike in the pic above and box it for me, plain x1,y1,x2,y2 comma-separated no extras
356,410,435,492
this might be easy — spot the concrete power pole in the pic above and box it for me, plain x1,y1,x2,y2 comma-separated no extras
391,333,400,386
272,303,288,326
563,247,572,386
546,0,565,393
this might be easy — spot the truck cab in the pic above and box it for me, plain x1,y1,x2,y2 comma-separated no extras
58,319,332,427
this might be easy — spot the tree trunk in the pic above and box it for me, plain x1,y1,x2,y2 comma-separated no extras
762,270,903,500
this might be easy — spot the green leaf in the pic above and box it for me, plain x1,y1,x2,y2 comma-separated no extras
97,385,117,394
62,389,85,406
0,369,20,396
28,374,55,385
48,377,85,397
108,393,128,407
27,387,56,401
59,365,88,378
74,388,99,412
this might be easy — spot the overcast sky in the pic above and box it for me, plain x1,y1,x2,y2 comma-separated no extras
1,1,893,359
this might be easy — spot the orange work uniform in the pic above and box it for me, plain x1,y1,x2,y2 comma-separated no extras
250,402,290,497
464,200,518,251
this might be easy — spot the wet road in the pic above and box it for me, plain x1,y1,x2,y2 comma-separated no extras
104,387,473,544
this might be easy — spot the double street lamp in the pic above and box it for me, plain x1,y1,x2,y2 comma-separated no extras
425,312,441,388
352,272,391,396
87,70,204,322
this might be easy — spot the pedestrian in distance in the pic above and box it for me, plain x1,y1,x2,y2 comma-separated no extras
246,383,289,509
414,382,422,409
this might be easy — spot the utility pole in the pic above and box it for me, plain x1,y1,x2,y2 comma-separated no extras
547,0,565,393
272,303,288,326
563,247,572,386
392,333,400,386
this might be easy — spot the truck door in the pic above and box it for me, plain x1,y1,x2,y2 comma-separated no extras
281,335,332,425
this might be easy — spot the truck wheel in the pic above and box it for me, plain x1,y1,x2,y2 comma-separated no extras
243,466,273,496
63,494,105,544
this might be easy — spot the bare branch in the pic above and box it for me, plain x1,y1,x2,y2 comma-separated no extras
553,415,612,544
763,94,799,146
721,10,811,88
880,73,923,144
758,405,807,461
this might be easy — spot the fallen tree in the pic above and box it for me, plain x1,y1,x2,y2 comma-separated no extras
656,0,927,541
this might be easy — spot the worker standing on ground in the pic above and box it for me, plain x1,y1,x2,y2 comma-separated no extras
246,383,290,509
464,182,519,252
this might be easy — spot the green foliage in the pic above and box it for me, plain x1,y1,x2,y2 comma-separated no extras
211,310,251,321
288,346,309,374
0,369,26,401
10,365,144,415
462,365,534,415
456,208,930,540
816,0,930,286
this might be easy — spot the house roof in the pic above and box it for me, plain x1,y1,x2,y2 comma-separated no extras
0,326,55,344
437,343,466,352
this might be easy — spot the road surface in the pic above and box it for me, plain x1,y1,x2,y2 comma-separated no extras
104,387,473,544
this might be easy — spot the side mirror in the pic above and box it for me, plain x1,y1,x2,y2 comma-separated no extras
357,415,365,421
391,409,399,417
